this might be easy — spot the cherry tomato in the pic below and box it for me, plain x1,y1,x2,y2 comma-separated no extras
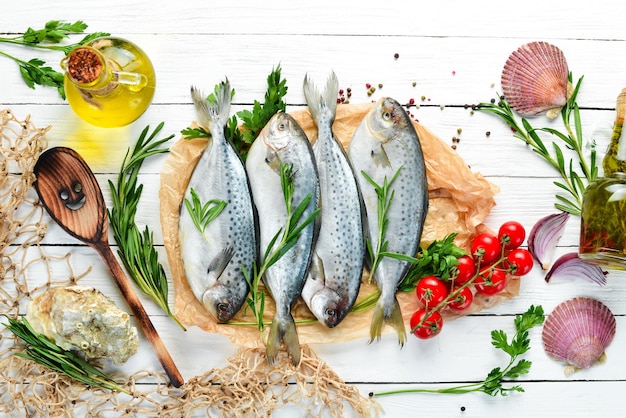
506,248,534,276
453,255,476,285
471,233,501,265
448,286,473,311
415,276,449,307
498,221,526,250
410,308,444,339
475,269,507,295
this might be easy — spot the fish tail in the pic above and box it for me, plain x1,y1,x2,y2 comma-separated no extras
369,296,407,346
266,314,301,366
303,71,338,125
190,78,232,129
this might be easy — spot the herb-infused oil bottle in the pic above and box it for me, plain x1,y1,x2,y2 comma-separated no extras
579,88,626,269
61,37,155,127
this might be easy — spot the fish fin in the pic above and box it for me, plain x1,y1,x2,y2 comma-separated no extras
369,297,406,346
303,71,338,125
190,79,232,129
264,149,282,173
371,143,392,168
266,314,301,366
308,253,326,285
207,246,234,278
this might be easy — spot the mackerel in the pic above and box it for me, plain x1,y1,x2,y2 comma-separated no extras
179,81,257,323
246,112,320,366
348,97,428,345
301,72,365,328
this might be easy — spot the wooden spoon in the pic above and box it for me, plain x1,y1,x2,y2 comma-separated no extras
33,146,184,388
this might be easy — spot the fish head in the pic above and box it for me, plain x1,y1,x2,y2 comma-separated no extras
367,97,410,143
202,285,243,323
263,112,299,152
309,288,348,328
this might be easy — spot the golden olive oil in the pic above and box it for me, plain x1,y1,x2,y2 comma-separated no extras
580,89,626,269
62,37,155,128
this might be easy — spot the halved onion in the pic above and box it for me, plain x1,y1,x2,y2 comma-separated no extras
528,212,570,270
544,252,608,286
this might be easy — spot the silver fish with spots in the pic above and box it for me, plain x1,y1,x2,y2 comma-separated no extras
179,80,257,324
245,112,320,366
301,71,365,328
348,96,428,346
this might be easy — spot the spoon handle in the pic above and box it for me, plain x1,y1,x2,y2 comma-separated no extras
96,241,184,388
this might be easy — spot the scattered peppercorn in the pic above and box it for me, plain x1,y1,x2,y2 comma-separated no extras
378,83,383,89
409,98,415,105
461,406,466,412
490,98,496,104
457,128,462,134
412,81,417,87
394,53,399,59
366,83,371,89
451,144,457,150
486,131,491,137
421,96,426,101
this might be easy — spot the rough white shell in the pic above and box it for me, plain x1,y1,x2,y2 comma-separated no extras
501,41,570,118
542,297,615,373
26,285,139,365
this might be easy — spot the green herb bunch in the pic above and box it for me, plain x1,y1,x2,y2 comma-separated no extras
372,305,545,397
181,64,288,159
478,74,597,216
4,316,129,394
107,123,185,330
0,20,109,99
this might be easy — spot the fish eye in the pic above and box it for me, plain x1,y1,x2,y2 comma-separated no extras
217,303,229,313
325,308,336,317
278,122,286,131
382,111,392,121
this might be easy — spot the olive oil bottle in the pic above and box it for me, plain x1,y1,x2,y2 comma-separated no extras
579,88,626,269
61,37,155,128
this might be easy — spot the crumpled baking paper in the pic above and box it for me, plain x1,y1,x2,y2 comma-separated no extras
160,103,517,347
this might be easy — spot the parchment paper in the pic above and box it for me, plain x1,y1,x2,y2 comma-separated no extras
160,103,517,347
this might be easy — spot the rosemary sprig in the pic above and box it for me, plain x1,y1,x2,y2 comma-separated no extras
477,74,597,216
183,188,227,234
372,305,544,397
107,123,185,330
362,167,403,282
0,20,109,99
243,163,320,332
4,316,130,394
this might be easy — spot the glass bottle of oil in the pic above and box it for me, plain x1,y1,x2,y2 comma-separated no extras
61,37,156,128
579,88,626,269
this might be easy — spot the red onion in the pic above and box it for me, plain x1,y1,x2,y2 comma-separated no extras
544,252,608,286
528,212,570,270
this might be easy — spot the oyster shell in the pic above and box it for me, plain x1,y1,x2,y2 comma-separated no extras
501,41,571,119
542,297,615,375
26,285,139,365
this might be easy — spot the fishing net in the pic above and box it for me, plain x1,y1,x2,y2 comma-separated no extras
0,109,381,417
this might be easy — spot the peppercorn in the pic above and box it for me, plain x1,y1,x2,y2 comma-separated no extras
486,131,491,137
394,53,399,59
409,98,415,105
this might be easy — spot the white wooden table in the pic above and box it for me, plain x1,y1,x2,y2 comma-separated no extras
2,1,626,416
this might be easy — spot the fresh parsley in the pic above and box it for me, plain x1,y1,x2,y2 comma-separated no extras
0,20,109,99
372,305,545,397
182,64,288,160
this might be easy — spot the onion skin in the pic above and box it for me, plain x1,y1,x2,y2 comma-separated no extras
545,252,608,286
528,212,570,270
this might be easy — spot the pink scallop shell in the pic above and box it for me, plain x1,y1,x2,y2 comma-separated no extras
542,297,616,370
501,41,570,118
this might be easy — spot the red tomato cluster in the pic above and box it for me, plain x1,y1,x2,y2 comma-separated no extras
410,221,533,340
